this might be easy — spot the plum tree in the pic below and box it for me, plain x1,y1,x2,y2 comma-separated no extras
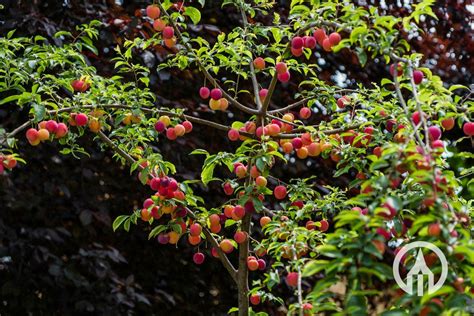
0,1,473,316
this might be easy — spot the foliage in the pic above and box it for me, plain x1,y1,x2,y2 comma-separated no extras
0,0,473,315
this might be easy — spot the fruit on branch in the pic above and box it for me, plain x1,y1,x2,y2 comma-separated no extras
26,128,39,144
190,223,202,237
277,71,290,83
37,128,50,141
193,252,205,265
463,122,474,136
250,294,260,305
249,165,260,178
227,128,240,142
235,164,247,178
303,36,316,49
155,121,166,133
174,124,186,137
299,107,311,119
253,57,265,70
209,214,220,226
210,88,222,100
266,123,280,136
71,79,90,92
210,222,221,233
260,216,271,227
223,183,234,196
219,98,229,111
232,205,245,220
322,38,332,52
428,223,441,236
281,142,293,154
328,32,341,46
337,96,350,108
413,70,424,84
318,219,329,232
431,140,444,151
166,128,177,140
291,47,303,57
441,117,455,131
220,239,234,254
162,26,174,39
275,62,287,74
188,235,201,245
54,123,68,138
182,121,193,133
291,36,304,50
411,111,424,125
291,137,303,149
234,231,247,244
285,272,299,287
75,113,88,126
164,37,176,48
157,233,170,244
428,126,442,141
302,303,313,315
247,258,259,271
199,86,210,99
209,99,220,110
255,176,267,187
297,147,308,159
313,28,326,45
0,155,17,171
146,5,161,19
153,19,166,31
168,231,180,244
89,118,101,133
257,259,266,270
141,208,152,221
274,185,287,200
389,63,403,77
45,120,58,133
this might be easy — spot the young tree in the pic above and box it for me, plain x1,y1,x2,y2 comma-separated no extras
0,0,472,315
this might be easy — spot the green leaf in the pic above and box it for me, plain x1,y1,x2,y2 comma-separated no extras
201,163,217,185
303,260,329,277
184,7,201,25
113,215,129,231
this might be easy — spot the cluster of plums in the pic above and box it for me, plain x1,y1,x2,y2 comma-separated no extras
26,119,69,146
199,87,229,111
146,4,176,48
154,115,193,140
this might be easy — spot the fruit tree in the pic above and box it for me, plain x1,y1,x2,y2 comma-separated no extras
0,0,473,315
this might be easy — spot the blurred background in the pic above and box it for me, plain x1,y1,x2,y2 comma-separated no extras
0,0,472,315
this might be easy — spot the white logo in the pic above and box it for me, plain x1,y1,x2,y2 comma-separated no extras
393,241,448,296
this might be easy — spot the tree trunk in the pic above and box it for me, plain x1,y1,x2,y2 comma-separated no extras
237,213,251,316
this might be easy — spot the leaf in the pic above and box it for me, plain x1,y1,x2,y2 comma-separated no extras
191,149,209,156
0,94,21,105
32,102,45,122
112,215,129,231
201,163,217,185
184,7,201,25
303,260,329,277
